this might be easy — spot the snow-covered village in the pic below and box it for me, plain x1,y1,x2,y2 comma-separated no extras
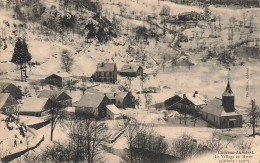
0,0,260,162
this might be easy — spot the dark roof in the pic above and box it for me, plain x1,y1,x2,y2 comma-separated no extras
96,63,116,72
106,92,129,100
0,83,20,92
201,98,241,117
45,74,62,79
120,64,141,73
73,93,106,108
178,11,200,16
222,78,234,96
37,90,72,100
0,83,11,91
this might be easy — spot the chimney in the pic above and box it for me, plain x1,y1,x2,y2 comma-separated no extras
193,91,198,97
183,94,186,98
114,93,116,97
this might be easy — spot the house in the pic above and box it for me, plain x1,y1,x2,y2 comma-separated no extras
73,93,111,118
0,93,19,115
0,82,22,99
106,104,121,119
165,91,206,111
19,97,52,117
37,90,72,107
92,62,117,83
44,73,72,87
178,11,201,21
120,64,143,77
201,79,243,129
106,92,135,108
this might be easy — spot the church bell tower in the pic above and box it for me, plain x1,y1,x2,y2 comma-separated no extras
222,78,235,112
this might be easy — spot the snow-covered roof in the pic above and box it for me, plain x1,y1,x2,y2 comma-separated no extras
120,64,141,73
37,90,72,100
175,93,206,106
201,98,241,117
73,92,106,108
20,98,50,112
106,104,121,115
106,92,129,100
96,63,116,72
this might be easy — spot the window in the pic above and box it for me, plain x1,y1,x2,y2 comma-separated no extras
99,72,101,77
104,72,106,76
214,116,215,121
109,72,112,76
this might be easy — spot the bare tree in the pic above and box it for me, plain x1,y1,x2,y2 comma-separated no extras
247,100,260,138
61,49,73,72
80,81,87,95
170,134,198,159
144,92,152,111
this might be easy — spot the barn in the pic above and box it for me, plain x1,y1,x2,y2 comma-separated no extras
37,90,72,107
19,98,52,117
120,64,143,77
165,91,207,111
73,93,112,118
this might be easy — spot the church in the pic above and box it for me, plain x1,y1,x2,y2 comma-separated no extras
201,78,243,129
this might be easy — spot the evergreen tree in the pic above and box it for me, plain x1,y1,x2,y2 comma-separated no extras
11,38,32,81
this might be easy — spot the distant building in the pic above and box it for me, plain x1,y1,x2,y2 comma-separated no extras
120,64,143,77
92,63,117,83
37,90,72,107
175,56,194,67
106,104,121,119
73,93,111,118
0,83,22,99
178,11,201,21
0,93,19,115
44,73,72,87
165,91,207,110
201,79,243,129
106,92,135,108
19,98,52,117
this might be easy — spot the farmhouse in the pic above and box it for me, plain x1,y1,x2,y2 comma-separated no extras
0,93,19,115
165,91,207,111
106,104,121,119
120,64,143,77
73,93,111,118
19,97,52,117
0,82,22,99
44,73,72,87
37,90,72,107
92,62,117,83
201,79,243,129
106,92,135,108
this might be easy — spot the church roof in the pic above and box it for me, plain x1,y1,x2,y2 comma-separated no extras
222,78,234,96
201,98,241,117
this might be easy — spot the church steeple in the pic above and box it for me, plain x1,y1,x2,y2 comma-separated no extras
222,78,234,96
222,78,235,112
